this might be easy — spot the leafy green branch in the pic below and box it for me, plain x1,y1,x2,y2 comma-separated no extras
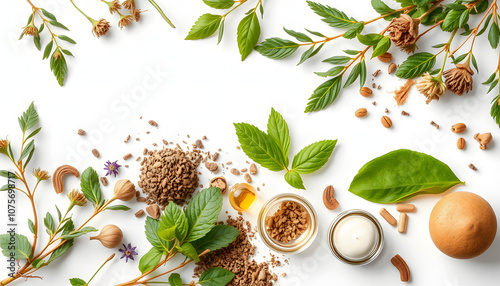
234,108,337,189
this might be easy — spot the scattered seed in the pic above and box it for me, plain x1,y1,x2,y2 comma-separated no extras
244,173,252,183
137,197,147,203
230,168,240,175
401,111,410,116
377,85,381,90
143,148,148,155
123,153,132,160
162,139,168,145
381,116,393,128
202,135,207,140
372,83,376,88
146,204,160,219
136,191,140,197
209,176,228,193
77,129,86,136
372,101,377,105
457,137,466,150
250,163,257,175
212,152,219,161
100,177,108,187
148,120,158,127
195,139,204,149
355,108,368,118
124,135,131,143
236,146,241,150
360,87,373,97
385,108,389,113
430,121,439,129
92,149,100,158
135,209,145,218
205,162,219,173
468,163,477,171
240,168,248,173
388,63,397,74
372,69,381,77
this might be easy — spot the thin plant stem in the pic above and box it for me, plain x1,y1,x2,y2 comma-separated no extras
69,0,95,23
148,0,175,28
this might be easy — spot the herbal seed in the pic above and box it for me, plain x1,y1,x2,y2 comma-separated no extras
468,163,478,171
134,209,145,218
148,120,158,127
377,52,392,63
77,129,86,136
205,162,219,173
250,163,257,175
401,111,410,116
355,108,368,118
430,121,439,129
381,116,393,128
457,137,466,150
451,123,467,134
244,173,252,183
100,176,108,186
372,69,381,77
123,153,132,160
360,87,373,97
92,149,100,158
388,63,397,74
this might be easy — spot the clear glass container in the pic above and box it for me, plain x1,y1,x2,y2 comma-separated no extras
229,183,257,212
257,193,318,254
328,209,384,266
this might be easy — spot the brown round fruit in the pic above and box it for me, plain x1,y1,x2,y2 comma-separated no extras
429,192,497,259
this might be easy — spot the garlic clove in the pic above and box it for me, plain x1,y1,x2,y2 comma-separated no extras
90,224,123,248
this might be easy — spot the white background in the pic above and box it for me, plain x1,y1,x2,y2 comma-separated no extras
1,0,500,285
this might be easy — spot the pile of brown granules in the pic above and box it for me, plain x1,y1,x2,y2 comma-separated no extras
266,201,308,244
138,148,201,206
194,216,279,286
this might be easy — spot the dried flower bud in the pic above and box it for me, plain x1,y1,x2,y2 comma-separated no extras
131,9,144,22
90,224,123,248
23,24,39,37
118,15,134,29
443,63,474,96
0,138,9,156
67,189,87,207
387,14,420,47
114,179,136,201
122,0,136,10
416,73,446,104
92,19,111,38
105,0,122,14
33,168,51,181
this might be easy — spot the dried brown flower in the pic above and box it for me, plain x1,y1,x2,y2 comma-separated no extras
92,19,111,38
118,15,134,29
122,0,135,10
33,168,51,181
387,14,420,47
106,0,122,14
131,9,144,22
400,43,417,54
67,189,87,207
416,73,446,104
443,63,474,96
0,138,9,156
23,25,38,37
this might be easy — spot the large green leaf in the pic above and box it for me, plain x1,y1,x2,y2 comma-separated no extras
237,12,261,61
199,267,235,286
145,217,172,252
255,38,299,59
168,273,183,286
48,239,73,262
203,0,234,9
291,140,337,174
191,224,239,254
234,123,287,171
0,233,32,260
349,149,464,204
159,202,188,242
80,167,103,207
139,247,163,274
185,188,223,242
185,14,222,40
267,108,290,165
395,52,436,79
18,102,39,132
284,170,306,190
176,242,200,262
305,76,343,113
371,0,401,20
49,49,67,86
307,1,357,28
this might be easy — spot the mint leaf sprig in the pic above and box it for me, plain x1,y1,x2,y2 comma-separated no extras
234,108,337,189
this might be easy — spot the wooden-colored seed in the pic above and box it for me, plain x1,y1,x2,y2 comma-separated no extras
135,209,145,218
398,212,408,233
100,176,108,187
391,254,411,282
451,123,467,134
388,63,397,74
379,208,397,226
355,108,368,118
92,149,100,158
360,87,373,97
396,204,416,213
381,116,392,128
457,137,466,150
123,153,132,160
377,52,392,63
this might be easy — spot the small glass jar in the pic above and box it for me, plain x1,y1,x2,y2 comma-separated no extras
328,209,384,266
229,183,257,212
257,193,318,254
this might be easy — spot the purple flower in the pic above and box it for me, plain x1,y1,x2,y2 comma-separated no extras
104,160,121,177
118,243,138,262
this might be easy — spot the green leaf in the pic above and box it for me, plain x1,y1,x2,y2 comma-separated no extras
488,22,499,49
477,14,492,36
412,0,433,7
371,36,391,58
343,63,361,88
203,0,234,9
191,225,239,254
49,20,69,30
284,27,313,43
61,226,97,239
0,185,10,192
305,28,325,37
357,33,383,46
371,0,401,20
69,278,86,286
80,167,103,207
396,52,436,79
490,95,500,127
305,76,343,113
61,219,75,236
58,35,76,44
44,212,56,235
458,10,469,28
43,40,54,60
442,9,463,31
158,225,177,241
348,149,464,204
139,247,163,274
19,140,35,161
106,205,131,211
323,56,351,65
291,140,337,174
0,171,17,179
41,9,57,21
297,45,316,65
24,146,36,168
31,259,45,269
28,219,35,234
160,202,188,242
359,60,367,88
185,188,223,242
0,234,32,259
18,102,39,132
168,273,183,286
217,19,224,45
344,49,360,55
234,123,287,171
488,79,499,93
267,108,290,165
444,3,467,11
307,1,357,28
343,22,364,39
176,242,200,262
451,53,467,64
145,217,172,252
254,38,299,59
61,49,74,57
185,14,222,40
314,66,345,78
50,49,68,86
237,12,260,61
33,35,41,50
483,72,497,85
199,267,235,286
26,127,42,141
284,170,305,190
56,205,62,222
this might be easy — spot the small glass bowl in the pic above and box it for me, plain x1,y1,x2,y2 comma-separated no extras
257,193,318,254
328,209,384,266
